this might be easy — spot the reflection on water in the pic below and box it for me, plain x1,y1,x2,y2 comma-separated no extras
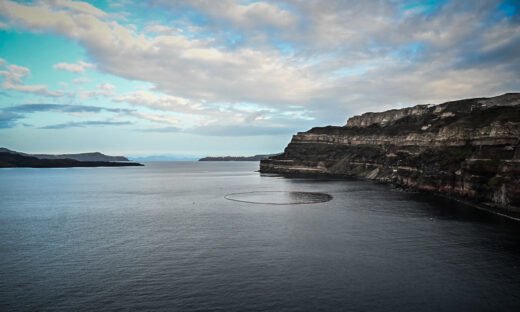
225,191,333,204
0,161,519,311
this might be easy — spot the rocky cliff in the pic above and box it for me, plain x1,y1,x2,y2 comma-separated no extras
260,93,520,215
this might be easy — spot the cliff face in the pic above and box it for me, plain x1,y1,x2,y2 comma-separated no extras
260,93,520,214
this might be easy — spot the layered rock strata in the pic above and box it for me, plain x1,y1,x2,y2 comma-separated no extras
260,93,520,214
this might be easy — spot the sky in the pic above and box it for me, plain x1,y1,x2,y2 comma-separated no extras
0,0,519,157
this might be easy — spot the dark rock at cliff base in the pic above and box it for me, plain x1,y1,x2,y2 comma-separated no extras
0,147,129,162
0,152,143,168
260,93,520,215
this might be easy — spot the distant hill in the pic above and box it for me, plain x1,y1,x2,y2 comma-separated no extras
199,154,280,161
0,147,129,162
0,152,143,168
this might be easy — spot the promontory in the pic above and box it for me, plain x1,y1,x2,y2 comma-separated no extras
260,93,520,216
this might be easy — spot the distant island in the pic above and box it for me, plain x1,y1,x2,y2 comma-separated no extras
199,154,279,161
0,148,142,168
0,147,129,162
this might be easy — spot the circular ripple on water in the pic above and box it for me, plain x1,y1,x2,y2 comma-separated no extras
224,191,333,205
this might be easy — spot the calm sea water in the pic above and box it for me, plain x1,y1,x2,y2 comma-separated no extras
1,162,519,311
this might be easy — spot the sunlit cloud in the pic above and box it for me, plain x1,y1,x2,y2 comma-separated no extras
53,60,96,73
113,91,204,113
0,0,518,154
79,83,115,99
0,59,64,97
48,0,107,17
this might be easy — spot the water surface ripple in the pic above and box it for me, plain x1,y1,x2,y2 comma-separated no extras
1,162,519,311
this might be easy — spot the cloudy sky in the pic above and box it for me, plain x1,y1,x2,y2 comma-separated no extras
0,0,519,156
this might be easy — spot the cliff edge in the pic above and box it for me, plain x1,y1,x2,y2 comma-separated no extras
260,93,520,215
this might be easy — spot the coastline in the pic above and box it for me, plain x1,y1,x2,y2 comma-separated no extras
259,170,520,222
259,93,520,219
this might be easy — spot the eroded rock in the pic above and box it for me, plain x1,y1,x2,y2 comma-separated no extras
260,93,520,214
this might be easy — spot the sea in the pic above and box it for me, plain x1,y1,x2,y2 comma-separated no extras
1,162,519,311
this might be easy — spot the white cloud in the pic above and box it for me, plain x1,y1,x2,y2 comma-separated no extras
113,90,204,113
145,25,183,35
0,0,318,107
49,0,107,17
154,0,297,29
202,0,296,29
79,83,115,99
0,61,64,97
72,77,90,84
1,0,519,129
130,111,181,125
53,60,96,73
